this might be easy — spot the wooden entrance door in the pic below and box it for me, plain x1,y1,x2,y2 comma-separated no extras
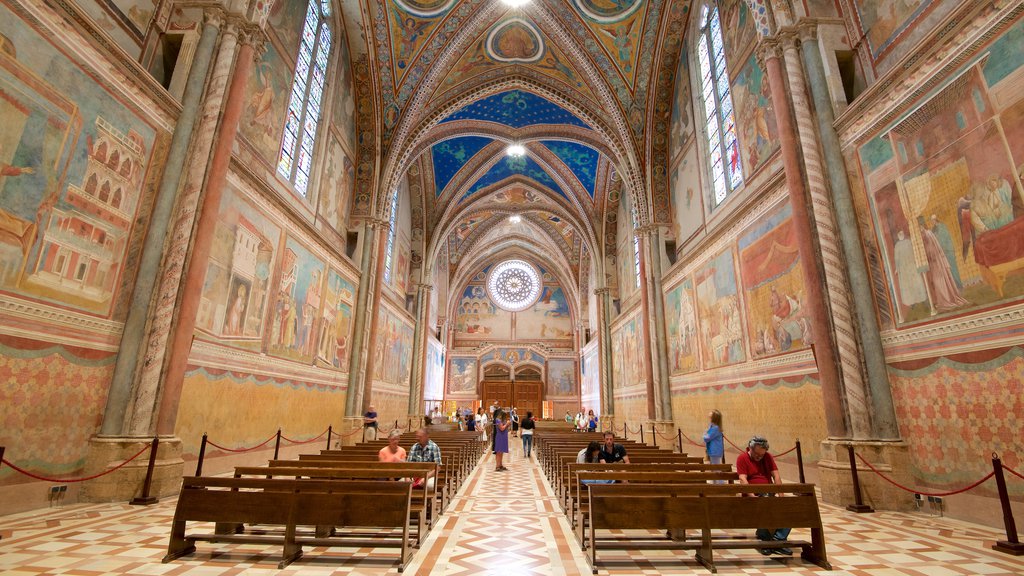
480,381,512,410
512,381,543,419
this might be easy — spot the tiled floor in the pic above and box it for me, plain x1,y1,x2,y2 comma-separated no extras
1,444,1023,575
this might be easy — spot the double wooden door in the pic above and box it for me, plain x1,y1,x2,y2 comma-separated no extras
479,380,542,418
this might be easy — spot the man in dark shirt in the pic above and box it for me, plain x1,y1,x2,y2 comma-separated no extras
737,436,791,556
599,431,630,463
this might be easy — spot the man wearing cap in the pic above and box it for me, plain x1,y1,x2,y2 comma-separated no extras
736,436,791,556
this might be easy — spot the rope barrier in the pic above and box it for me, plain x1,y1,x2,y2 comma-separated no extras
1003,464,1024,482
679,430,705,447
280,427,331,445
206,432,278,453
655,429,677,440
775,445,798,457
1,444,151,483
723,435,745,451
856,453,995,497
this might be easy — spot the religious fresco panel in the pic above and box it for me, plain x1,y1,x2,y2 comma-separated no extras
731,53,778,179
330,22,357,154
454,284,512,339
546,358,576,397
852,0,958,68
737,203,810,359
670,144,705,245
267,235,327,363
517,285,574,340
317,135,354,235
856,21,1024,328
610,309,643,390
316,268,354,371
719,0,757,63
0,4,162,318
372,305,414,387
196,185,281,347
664,276,700,375
448,356,478,394
424,337,445,402
581,344,600,413
694,248,746,368
239,42,292,169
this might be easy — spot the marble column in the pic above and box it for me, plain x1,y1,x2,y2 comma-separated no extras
639,224,673,424
99,9,223,438
407,283,434,425
156,24,268,436
593,286,615,426
799,23,900,440
634,227,658,421
757,38,849,439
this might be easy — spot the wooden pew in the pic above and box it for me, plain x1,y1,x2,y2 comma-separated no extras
585,483,831,574
234,464,435,545
163,477,415,571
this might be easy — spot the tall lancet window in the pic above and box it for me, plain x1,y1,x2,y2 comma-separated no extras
697,3,742,207
632,209,641,288
383,191,399,285
278,0,333,197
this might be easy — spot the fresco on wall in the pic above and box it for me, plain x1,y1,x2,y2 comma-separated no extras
318,135,353,234
858,28,1024,326
581,345,600,412
196,186,280,343
547,358,576,396
316,268,354,370
738,203,810,357
732,54,778,177
854,0,933,59
268,236,326,363
331,25,357,153
449,356,478,393
110,0,156,33
695,248,746,367
269,0,310,60
610,312,642,389
0,11,159,318
670,145,704,244
239,43,291,168
373,306,414,386
664,277,699,374
424,338,445,401
670,42,693,153
518,286,573,340
617,236,636,300
719,0,757,60
391,233,410,294
454,284,511,339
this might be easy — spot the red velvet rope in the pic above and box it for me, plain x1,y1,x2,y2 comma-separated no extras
655,429,677,440
679,430,705,447
723,434,745,451
1004,464,1024,482
856,453,995,497
1,444,151,483
206,432,278,453
280,427,331,445
775,445,798,457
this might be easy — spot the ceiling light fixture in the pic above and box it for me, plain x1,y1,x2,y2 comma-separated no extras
506,143,526,157
509,214,522,224
501,0,530,7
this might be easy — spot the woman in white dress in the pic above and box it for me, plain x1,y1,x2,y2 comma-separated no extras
477,407,489,442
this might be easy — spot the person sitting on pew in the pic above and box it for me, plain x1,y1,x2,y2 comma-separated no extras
378,429,407,463
599,431,630,463
407,428,442,490
737,435,792,556
578,441,617,485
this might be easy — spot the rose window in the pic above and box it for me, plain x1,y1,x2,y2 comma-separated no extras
487,260,541,312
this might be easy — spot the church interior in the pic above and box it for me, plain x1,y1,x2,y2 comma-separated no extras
2,0,1024,573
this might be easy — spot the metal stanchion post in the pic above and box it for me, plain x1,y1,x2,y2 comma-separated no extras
677,429,683,454
640,424,644,445
991,454,1024,555
846,444,874,513
796,439,805,483
129,438,159,506
273,429,282,460
326,425,333,450
195,433,208,476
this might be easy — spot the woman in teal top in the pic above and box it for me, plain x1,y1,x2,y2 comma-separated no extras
703,409,725,465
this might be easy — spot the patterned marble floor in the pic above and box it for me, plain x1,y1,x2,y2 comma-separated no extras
1,444,1023,575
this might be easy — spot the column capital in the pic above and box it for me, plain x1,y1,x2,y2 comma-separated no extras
236,21,268,58
634,223,662,237
202,6,226,28
776,27,803,51
755,36,784,68
414,283,434,294
365,217,391,230
796,19,819,42
593,287,611,296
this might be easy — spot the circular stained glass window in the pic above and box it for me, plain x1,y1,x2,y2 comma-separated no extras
487,260,542,312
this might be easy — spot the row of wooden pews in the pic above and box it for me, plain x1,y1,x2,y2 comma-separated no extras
534,431,832,573
163,430,485,571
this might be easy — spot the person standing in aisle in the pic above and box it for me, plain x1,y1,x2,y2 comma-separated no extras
520,410,536,457
493,409,511,471
477,407,489,443
511,407,520,437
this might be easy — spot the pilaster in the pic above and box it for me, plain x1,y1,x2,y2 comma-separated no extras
593,286,615,417
818,440,915,511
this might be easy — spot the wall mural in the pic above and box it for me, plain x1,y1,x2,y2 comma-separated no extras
268,0,310,62
424,337,445,401
454,284,511,339
546,358,576,396
857,23,1024,327
738,203,810,358
719,0,757,61
731,54,778,178
373,305,414,387
518,286,573,340
695,248,746,368
318,135,354,235
317,268,354,370
581,344,600,412
239,42,291,169
331,21,357,154
670,145,704,245
664,276,699,374
0,8,161,318
853,0,934,60
268,236,326,363
610,311,642,389
448,356,478,394
196,186,280,345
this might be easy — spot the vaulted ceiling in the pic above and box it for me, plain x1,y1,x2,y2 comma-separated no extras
350,0,695,320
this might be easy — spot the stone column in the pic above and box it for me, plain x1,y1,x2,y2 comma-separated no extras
757,38,849,439
797,23,911,511
638,224,674,442
777,29,874,439
594,286,615,431
156,23,268,436
407,283,433,428
634,227,658,421
340,219,388,443
80,10,226,503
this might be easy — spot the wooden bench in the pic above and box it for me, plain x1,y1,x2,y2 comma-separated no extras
163,477,415,571
235,464,435,545
585,483,831,573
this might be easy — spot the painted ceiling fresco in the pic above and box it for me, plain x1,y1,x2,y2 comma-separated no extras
440,90,591,129
462,155,566,201
570,0,651,90
431,135,494,195
541,140,600,196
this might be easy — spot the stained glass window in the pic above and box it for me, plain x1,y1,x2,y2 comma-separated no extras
697,4,742,207
278,0,333,197
632,209,641,288
383,191,398,285
487,260,542,312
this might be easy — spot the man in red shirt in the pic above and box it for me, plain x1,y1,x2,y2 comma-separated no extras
736,436,792,556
